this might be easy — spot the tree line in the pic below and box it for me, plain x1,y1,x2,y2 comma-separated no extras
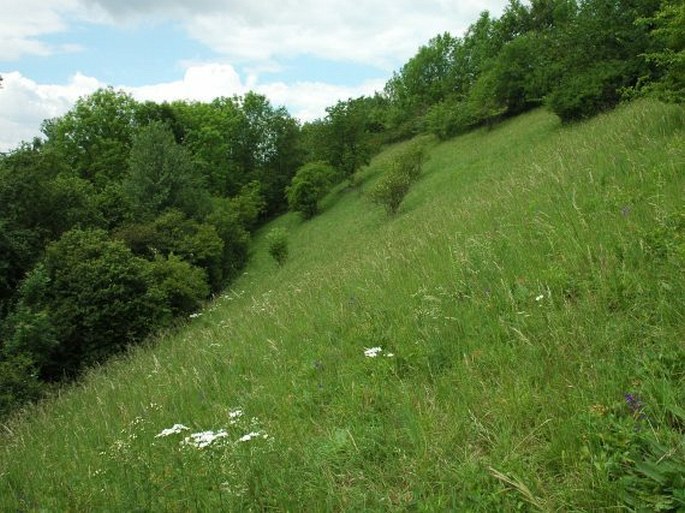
1,0,682,415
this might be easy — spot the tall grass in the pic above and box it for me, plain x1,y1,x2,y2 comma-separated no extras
1,100,683,511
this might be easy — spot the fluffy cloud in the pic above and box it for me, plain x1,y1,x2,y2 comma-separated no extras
3,1,509,65
0,71,103,151
82,0,508,67
131,64,247,103
132,63,385,121
0,0,93,60
258,78,386,121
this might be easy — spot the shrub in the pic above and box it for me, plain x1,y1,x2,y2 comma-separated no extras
425,100,476,140
0,354,44,417
395,139,429,182
546,62,628,122
8,229,167,380
369,140,428,215
286,162,337,219
206,199,251,283
115,210,225,291
145,254,209,318
229,180,266,231
2,276,59,370
266,228,289,266
369,171,412,215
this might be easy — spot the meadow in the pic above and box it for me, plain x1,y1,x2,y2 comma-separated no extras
1,99,683,511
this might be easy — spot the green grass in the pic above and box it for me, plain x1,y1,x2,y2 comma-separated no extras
1,100,684,511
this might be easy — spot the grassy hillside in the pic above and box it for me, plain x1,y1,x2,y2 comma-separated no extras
1,100,683,512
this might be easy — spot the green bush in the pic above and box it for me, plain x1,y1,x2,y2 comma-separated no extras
7,229,167,379
395,139,429,182
369,141,428,215
369,171,412,215
266,228,289,266
115,210,225,291
546,62,628,122
2,273,59,370
286,162,337,219
228,181,266,231
0,354,44,417
146,254,209,318
206,199,252,283
425,99,476,140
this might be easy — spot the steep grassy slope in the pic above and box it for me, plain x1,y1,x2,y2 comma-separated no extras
1,100,683,511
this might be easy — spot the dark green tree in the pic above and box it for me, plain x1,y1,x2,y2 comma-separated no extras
115,210,225,291
546,0,661,121
321,97,377,177
123,121,210,220
206,198,252,283
238,93,302,215
175,98,246,197
0,143,102,316
5,229,167,380
385,33,459,115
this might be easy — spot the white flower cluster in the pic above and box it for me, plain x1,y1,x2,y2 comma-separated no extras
154,407,270,449
183,429,229,449
155,424,189,438
238,431,269,442
364,346,394,358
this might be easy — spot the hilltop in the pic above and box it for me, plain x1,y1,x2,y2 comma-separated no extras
1,100,683,511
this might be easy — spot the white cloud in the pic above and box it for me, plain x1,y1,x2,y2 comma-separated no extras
193,0,504,68
0,0,86,60
0,71,103,151
258,78,386,122
81,0,509,68
2,0,509,65
129,64,247,103
129,64,387,123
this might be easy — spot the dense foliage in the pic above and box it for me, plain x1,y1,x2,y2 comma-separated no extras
1,0,682,416
286,162,337,219
0,91,302,414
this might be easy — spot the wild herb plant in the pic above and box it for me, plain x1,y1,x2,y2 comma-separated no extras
266,227,289,266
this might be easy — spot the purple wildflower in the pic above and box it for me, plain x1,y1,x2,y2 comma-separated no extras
624,393,646,420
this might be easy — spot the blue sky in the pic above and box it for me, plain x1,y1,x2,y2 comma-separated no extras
0,0,509,151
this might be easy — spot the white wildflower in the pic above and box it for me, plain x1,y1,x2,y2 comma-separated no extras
364,346,383,358
228,409,244,424
535,294,544,302
183,429,229,449
385,353,395,358
238,431,268,442
155,424,190,438
189,312,203,319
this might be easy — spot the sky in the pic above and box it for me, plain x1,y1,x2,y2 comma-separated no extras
0,0,509,152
